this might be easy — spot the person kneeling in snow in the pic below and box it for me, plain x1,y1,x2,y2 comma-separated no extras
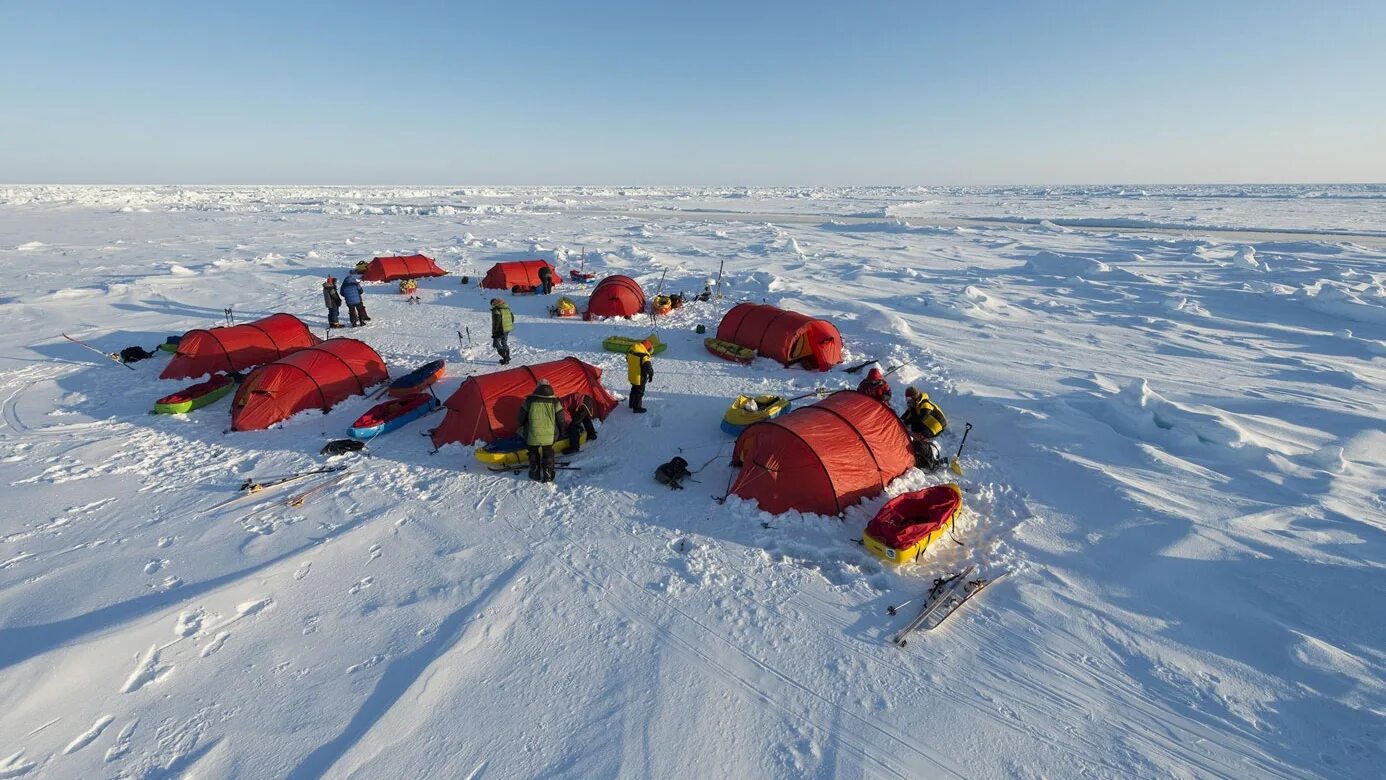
561,393,599,454
518,379,566,483
856,367,892,406
901,387,947,438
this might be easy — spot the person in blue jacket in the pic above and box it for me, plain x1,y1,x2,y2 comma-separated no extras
341,273,370,327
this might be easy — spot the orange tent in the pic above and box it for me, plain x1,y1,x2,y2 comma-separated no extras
230,339,388,431
431,357,617,447
715,303,842,371
361,254,447,282
584,275,645,319
730,390,912,516
481,259,558,290
161,313,319,380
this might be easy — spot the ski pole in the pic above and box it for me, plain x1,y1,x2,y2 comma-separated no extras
61,333,137,371
950,423,972,477
884,360,914,377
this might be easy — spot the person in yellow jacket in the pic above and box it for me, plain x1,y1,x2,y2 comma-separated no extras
901,386,947,438
626,340,654,413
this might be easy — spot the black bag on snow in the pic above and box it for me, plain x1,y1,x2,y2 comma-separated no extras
654,456,691,490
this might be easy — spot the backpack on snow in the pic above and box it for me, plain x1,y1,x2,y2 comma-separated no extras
120,345,157,363
911,436,945,471
654,456,692,490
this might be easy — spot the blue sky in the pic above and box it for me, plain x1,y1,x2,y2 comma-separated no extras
3,0,1383,184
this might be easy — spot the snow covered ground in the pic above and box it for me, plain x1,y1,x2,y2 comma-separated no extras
0,185,1382,779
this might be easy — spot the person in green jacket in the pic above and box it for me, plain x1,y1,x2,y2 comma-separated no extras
490,298,514,364
517,379,566,482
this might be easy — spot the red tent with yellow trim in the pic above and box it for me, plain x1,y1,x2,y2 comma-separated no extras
161,313,319,380
730,390,912,516
361,254,447,282
230,338,387,431
715,303,842,371
481,259,558,290
431,357,616,447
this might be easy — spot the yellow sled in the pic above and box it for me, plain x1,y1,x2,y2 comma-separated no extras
721,394,791,435
474,432,587,467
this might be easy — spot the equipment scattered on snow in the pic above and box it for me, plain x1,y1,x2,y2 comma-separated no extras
721,394,792,435
152,373,237,414
703,337,755,365
61,332,136,371
863,483,964,565
603,333,667,355
550,296,579,317
655,456,692,490
891,566,1003,645
321,439,366,456
388,359,446,397
474,432,587,467
843,359,879,374
348,392,440,440
120,345,158,363
158,335,181,353
951,422,972,476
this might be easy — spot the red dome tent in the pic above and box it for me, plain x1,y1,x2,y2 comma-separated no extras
431,357,617,448
729,390,912,516
230,339,388,431
360,254,447,282
715,303,843,371
161,313,319,380
584,275,645,319
481,259,558,290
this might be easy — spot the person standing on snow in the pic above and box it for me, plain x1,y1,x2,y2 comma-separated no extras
537,263,554,295
322,276,344,329
490,298,514,364
517,379,565,482
856,367,892,406
626,340,654,413
560,393,600,453
341,273,369,327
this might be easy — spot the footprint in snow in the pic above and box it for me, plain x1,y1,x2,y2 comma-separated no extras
349,577,373,595
368,544,382,562
293,561,312,580
120,646,173,693
200,632,231,658
62,715,114,755
173,610,203,637
102,720,138,763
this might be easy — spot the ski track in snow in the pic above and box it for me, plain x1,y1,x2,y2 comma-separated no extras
0,185,1382,779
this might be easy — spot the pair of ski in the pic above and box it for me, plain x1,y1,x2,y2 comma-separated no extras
202,466,347,514
888,565,1002,647
488,461,579,474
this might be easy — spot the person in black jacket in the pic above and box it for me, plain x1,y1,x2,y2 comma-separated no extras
537,264,554,295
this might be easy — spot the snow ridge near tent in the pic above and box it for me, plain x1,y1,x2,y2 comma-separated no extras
0,185,1383,779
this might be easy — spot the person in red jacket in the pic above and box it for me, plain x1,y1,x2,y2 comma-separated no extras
560,393,600,453
856,367,892,406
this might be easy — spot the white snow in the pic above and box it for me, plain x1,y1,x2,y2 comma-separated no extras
0,185,1383,778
